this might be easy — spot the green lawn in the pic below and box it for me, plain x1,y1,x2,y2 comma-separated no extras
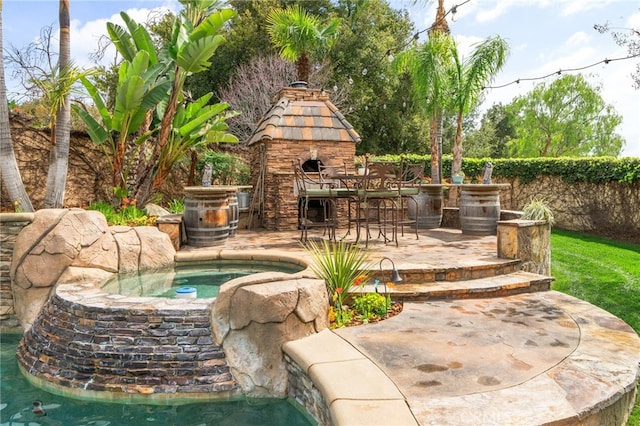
551,229,640,425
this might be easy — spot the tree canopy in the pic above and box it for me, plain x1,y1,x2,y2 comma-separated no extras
506,74,624,157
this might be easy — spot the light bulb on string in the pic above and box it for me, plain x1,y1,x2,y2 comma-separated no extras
362,68,368,76
333,84,338,92
364,105,368,111
386,49,393,62
348,77,354,85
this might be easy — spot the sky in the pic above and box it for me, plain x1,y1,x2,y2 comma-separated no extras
3,0,639,157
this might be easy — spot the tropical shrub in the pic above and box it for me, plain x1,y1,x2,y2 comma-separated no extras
353,292,388,322
87,200,156,227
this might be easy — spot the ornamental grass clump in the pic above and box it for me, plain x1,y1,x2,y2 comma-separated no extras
304,239,373,327
521,196,555,225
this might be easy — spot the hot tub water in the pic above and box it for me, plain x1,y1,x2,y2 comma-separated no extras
101,260,305,298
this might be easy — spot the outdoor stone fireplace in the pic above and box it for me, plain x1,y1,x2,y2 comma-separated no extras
247,83,360,231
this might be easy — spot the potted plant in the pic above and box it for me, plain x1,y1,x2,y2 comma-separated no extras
452,171,465,185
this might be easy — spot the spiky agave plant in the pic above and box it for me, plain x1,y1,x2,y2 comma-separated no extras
303,239,373,324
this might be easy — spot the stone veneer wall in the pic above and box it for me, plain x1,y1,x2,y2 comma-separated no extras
284,353,330,425
499,176,640,243
17,283,238,401
497,220,551,275
1,114,190,210
251,140,356,231
0,213,33,330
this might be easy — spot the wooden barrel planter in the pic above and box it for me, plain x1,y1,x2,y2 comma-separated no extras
459,184,506,236
408,185,444,229
183,186,236,247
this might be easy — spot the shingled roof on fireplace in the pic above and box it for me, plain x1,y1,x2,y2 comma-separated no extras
247,85,361,145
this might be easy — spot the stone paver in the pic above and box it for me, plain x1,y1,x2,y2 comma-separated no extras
183,227,509,275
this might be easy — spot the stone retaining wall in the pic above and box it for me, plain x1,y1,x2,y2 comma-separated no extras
16,283,239,402
500,176,640,243
0,213,33,330
2,116,637,241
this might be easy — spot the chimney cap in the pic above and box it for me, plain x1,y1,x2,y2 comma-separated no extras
290,81,308,88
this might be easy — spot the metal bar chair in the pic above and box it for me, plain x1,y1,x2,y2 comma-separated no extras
396,160,426,239
357,160,399,247
292,160,338,242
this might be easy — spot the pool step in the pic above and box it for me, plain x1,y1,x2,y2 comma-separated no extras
360,271,553,301
390,258,523,284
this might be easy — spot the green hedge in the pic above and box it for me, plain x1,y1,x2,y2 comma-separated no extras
372,155,640,184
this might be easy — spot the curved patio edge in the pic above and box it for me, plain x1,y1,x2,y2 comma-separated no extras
283,329,419,426
292,291,640,425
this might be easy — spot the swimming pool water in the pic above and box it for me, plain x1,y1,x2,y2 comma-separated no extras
0,333,314,425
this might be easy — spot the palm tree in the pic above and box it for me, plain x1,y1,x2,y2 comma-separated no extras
43,0,71,208
0,0,34,212
266,4,340,83
395,0,451,183
428,0,449,183
450,35,509,177
394,31,455,183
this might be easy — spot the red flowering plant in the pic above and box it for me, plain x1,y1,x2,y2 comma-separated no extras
304,240,373,327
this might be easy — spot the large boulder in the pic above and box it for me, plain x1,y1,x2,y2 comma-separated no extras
212,275,329,397
10,209,176,330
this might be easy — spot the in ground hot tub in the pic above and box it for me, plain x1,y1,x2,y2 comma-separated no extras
100,260,306,298
16,252,318,406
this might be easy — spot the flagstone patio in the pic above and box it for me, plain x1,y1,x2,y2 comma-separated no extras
199,227,640,426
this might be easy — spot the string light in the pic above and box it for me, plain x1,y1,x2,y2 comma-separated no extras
483,53,640,90
408,0,471,44
334,0,638,119
334,0,637,116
